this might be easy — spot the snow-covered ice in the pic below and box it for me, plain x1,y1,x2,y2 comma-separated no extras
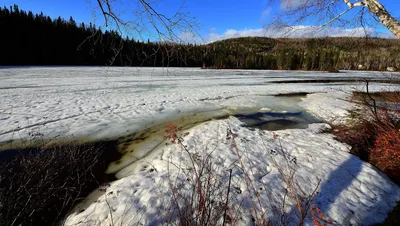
1,67,399,225
1,67,397,146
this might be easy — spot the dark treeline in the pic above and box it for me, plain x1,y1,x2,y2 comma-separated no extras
0,5,202,67
1,5,400,71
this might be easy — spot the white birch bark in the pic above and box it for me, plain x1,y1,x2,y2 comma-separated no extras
363,0,400,38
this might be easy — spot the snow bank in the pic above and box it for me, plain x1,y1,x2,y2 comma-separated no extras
299,92,355,124
64,117,400,226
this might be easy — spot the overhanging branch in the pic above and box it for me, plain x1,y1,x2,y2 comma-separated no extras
322,0,365,26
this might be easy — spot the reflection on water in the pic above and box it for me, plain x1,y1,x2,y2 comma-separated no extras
235,110,322,131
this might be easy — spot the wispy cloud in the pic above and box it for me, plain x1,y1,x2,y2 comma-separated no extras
280,0,303,10
204,26,394,43
178,31,204,44
206,28,264,43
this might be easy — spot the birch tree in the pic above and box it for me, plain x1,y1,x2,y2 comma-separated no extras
270,0,400,38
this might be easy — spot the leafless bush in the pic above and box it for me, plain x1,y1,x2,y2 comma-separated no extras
232,129,327,226
0,141,111,226
161,122,328,226
162,123,240,225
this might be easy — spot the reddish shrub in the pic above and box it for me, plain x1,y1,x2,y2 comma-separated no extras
370,128,400,183
311,205,333,226
334,90,400,185
164,122,182,143
332,120,377,161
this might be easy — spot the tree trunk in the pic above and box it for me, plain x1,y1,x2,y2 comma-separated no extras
364,0,400,38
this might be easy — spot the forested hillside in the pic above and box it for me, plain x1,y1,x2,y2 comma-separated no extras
203,37,400,71
1,5,400,71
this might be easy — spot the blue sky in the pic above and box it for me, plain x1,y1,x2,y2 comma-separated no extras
3,0,400,42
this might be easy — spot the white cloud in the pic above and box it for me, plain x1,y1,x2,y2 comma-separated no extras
280,0,303,10
206,28,266,43
177,31,204,44
204,26,393,43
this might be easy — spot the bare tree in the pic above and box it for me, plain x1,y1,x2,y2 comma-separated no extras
85,0,200,67
268,0,400,38
93,0,198,42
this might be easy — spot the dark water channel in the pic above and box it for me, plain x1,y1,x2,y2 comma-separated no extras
235,110,322,131
0,94,324,177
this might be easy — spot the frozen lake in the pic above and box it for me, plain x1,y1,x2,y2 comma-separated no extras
1,67,400,225
0,67,397,147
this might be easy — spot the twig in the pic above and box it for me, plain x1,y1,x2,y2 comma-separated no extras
223,169,233,226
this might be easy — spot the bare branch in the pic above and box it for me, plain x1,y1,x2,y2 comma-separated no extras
322,5,355,26
266,0,399,38
94,0,199,43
